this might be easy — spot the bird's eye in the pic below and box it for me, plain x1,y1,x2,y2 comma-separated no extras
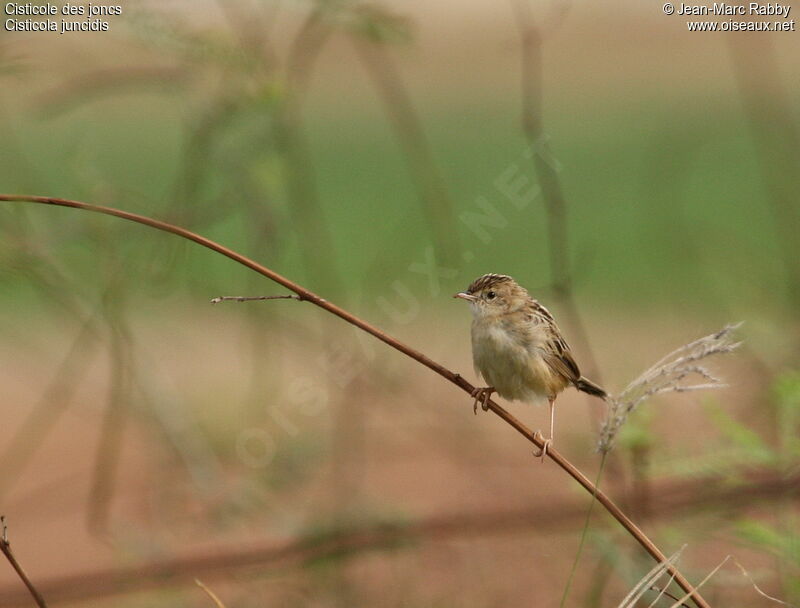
486,291,496,300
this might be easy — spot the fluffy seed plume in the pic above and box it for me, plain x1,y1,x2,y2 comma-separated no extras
598,323,742,453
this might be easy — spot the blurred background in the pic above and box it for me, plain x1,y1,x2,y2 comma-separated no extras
1,0,799,605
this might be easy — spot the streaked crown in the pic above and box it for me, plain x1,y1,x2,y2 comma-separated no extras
465,273,514,294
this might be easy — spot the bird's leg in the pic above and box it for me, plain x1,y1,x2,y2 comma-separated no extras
470,387,495,415
534,398,555,461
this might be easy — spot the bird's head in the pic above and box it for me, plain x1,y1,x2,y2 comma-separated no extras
453,273,529,318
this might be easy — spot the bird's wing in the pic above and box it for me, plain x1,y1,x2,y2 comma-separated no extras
542,333,581,384
528,301,581,384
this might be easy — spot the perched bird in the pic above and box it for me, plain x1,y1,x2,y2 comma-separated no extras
454,273,606,457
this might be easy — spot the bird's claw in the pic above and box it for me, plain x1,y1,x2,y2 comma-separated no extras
537,439,552,461
470,387,494,415
532,431,552,462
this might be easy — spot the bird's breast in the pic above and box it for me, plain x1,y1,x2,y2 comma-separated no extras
470,319,550,405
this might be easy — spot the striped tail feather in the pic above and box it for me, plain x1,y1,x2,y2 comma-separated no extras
576,376,607,400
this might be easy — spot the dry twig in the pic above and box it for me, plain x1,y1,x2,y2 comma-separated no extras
211,295,302,303
195,578,227,608
0,517,48,608
732,560,797,608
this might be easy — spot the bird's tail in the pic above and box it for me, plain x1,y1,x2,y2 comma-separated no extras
576,376,607,400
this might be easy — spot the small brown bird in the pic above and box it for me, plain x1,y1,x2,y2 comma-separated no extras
454,273,606,457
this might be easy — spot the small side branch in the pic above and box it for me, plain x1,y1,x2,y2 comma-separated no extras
210,295,304,304
0,517,48,608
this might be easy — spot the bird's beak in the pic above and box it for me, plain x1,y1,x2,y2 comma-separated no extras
453,292,477,301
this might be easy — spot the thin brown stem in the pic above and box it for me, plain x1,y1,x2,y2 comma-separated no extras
650,585,692,608
0,194,709,608
0,517,48,608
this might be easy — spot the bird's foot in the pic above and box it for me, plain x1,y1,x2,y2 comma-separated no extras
532,431,552,462
470,387,495,415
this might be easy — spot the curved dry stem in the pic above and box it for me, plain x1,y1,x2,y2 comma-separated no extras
195,578,227,608
0,194,709,608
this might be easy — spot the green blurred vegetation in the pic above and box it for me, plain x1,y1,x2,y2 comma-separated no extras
0,96,790,316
